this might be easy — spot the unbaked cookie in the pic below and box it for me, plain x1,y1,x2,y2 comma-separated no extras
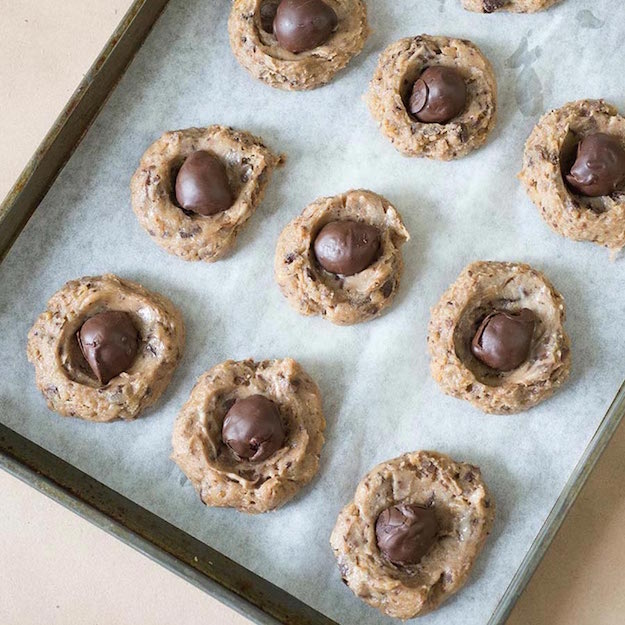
330,450,495,620
519,100,625,255
27,274,185,423
228,0,369,91
462,0,561,12
131,126,283,262
427,261,570,414
171,358,325,513
366,35,497,160
274,189,409,325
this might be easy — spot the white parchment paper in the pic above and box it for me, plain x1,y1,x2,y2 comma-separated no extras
1,1,624,623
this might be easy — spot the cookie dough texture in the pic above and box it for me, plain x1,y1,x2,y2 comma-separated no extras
330,451,495,619
428,261,571,414
171,358,325,513
228,0,369,91
26,274,185,423
131,126,283,262
519,99,625,254
462,0,561,12
366,35,497,160
274,189,409,325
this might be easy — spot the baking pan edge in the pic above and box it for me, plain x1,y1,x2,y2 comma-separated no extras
0,0,168,262
488,381,625,624
1,2,624,623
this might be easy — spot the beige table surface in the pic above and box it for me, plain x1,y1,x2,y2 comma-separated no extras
1,2,624,624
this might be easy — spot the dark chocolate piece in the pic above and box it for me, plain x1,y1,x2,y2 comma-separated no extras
175,150,233,216
77,311,139,385
565,133,625,197
313,220,381,276
483,0,507,12
409,66,467,124
273,0,338,54
222,395,285,462
375,503,439,567
471,308,536,372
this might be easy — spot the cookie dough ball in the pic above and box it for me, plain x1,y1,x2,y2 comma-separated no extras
228,0,369,91
131,126,283,262
330,451,495,619
427,261,571,414
274,189,409,325
462,0,562,12
27,274,185,422
520,100,625,255
366,35,497,160
171,358,325,513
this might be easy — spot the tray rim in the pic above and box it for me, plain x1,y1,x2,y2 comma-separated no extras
2,2,625,624
0,424,336,625
0,1,335,623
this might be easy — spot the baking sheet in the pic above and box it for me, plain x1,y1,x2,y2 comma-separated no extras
1,1,624,623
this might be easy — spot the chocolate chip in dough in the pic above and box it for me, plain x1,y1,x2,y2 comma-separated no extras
175,151,233,216
77,311,139,385
471,308,536,372
565,133,625,197
313,221,381,276
375,503,439,567
260,1,280,33
273,0,338,54
222,395,285,462
408,66,467,124
483,0,507,12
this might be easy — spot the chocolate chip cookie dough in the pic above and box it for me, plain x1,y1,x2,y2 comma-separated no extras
462,0,562,12
366,35,497,160
519,100,625,255
171,358,325,513
131,126,283,262
428,261,570,414
27,274,185,423
228,0,369,91
330,451,495,620
274,189,409,325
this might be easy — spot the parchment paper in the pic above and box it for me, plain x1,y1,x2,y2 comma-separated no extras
1,1,624,623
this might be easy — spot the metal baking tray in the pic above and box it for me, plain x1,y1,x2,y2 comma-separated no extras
1,1,624,624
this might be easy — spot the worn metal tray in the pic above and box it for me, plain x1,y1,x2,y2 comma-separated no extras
1,1,624,624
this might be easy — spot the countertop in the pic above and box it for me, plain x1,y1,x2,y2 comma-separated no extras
1,2,624,624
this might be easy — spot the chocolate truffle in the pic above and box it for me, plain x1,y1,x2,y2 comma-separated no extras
471,308,536,372
222,395,285,462
175,150,233,216
565,133,625,197
408,66,467,124
77,311,139,385
273,0,338,54
375,503,439,567
313,220,381,276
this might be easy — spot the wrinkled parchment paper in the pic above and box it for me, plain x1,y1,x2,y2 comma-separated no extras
1,1,624,623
